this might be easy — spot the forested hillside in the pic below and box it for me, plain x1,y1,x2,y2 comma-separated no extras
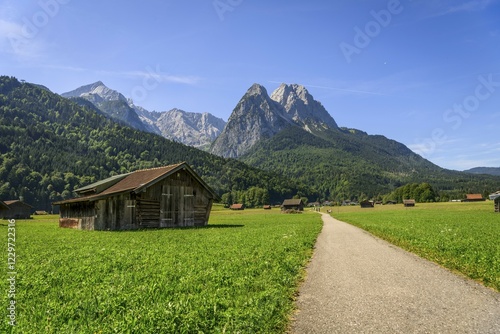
0,76,307,210
240,126,500,201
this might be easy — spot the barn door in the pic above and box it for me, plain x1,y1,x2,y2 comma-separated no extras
160,185,173,227
137,199,160,228
124,199,136,229
183,186,194,227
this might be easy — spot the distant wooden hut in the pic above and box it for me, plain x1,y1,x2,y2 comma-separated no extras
489,191,500,213
53,162,218,230
230,203,244,210
281,199,304,211
360,200,374,208
403,199,416,207
1,200,34,219
263,205,272,210
465,194,485,202
0,201,10,218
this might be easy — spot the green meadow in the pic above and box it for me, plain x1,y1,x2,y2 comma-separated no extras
0,208,322,333
2,202,498,333
331,201,500,292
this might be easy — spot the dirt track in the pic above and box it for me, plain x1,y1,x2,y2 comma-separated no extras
290,213,500,333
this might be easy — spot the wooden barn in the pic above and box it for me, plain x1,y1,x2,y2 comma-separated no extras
53,162,218,230
0,201,9,218
465,194,485,202
0,200,34,219
230,203,244,210
281,199,304,211
360,200,374,208
489,191,500,213
403,199,416,207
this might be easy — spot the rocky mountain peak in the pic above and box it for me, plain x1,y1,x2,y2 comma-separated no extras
62,81,128,103
210,83,291,158
270,83,338,131
246,83,268,96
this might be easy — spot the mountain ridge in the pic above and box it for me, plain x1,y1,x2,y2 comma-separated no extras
464,167,500,176
62,81,226,149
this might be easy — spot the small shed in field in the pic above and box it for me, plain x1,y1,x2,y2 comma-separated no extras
0,201,10,218
263,205,272,210
360,200,374,208
489,191,500,212
465,194,485,202
53,162,218,230
1,200,33,219
230,203,244,210
281,199,304,211
403,199,416,207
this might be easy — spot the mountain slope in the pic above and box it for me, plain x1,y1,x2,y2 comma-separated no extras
0,76,306,210
240,125,499,200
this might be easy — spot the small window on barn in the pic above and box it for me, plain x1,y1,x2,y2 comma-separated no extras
193,190,196,197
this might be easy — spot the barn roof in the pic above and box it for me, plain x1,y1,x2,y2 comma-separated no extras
3,200,34,208
489,191,500,201
0,201,9,210
75,173,131,195
466,194,484,200
53,162,218,205
282,199,303,206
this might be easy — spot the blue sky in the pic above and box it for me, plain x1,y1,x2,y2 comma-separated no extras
1,0,499,171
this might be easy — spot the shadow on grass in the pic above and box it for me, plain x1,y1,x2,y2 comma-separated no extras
102,224,245,232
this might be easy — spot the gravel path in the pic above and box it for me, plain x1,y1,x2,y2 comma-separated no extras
290,213,500,334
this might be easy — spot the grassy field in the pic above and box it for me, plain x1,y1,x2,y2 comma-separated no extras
0,208,322,333
329,201,500,292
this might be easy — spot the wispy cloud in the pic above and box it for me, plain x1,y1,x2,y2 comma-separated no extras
444,0,495,14
425,0,497,19
123,69,200,85
268,81,390,97
42,64,201,85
